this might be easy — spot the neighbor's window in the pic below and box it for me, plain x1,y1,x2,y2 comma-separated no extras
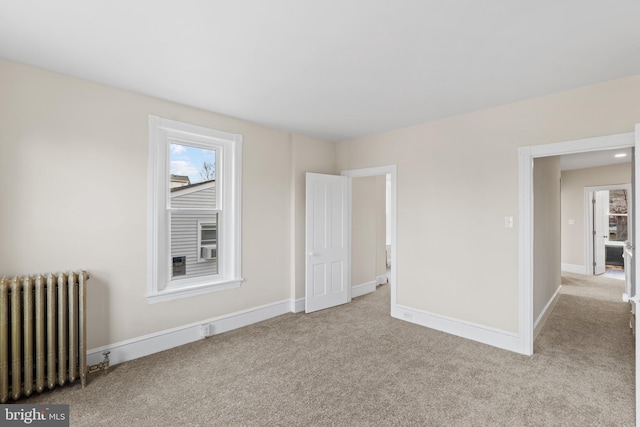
148,115,242,303
608,189,628,242
198,220,218,263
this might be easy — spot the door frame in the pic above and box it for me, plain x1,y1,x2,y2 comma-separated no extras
585,184,632,276
341,165,398,310
518,131,636,355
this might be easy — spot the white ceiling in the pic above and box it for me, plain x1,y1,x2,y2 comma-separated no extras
560,148,632,171
1,1,639,142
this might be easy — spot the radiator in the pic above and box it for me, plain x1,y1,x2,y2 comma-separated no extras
0,271,88,402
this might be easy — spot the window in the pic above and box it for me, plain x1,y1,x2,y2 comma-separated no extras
608,189,628,242
148,115,242,303
198,221,217,263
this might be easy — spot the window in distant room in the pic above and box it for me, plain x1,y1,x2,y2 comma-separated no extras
608,189,628,242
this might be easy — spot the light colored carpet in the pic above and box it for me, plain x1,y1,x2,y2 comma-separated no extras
22,274,635,426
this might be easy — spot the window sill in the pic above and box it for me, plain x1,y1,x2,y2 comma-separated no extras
146,278,243,304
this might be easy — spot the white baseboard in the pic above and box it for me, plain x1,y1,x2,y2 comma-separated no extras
534,286,561,341
561,263,587,275
352,281,377,298
376,274,388,285
291,297,305,313
87,299,292,366
89,283,530,368
391,305,523,354
290,281,376,314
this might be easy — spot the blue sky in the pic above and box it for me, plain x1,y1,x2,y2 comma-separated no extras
170,143,216,184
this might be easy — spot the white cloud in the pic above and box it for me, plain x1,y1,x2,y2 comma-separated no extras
170,160,199,177
170,144,187,155
202,148,216,163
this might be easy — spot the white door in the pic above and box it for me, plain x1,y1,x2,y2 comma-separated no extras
624,182,634,303
305,173,350,313
632,126,639,427
593,190,607,275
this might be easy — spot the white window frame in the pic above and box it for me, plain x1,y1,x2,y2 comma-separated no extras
147,115,242,303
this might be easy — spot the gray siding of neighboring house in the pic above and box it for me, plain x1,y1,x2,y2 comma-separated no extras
171,211,218,278
170,184,217,279
171,185,216,208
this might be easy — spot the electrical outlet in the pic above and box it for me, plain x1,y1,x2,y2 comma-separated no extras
504,216,514,229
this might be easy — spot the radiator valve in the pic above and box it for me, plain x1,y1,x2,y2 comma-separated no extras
88,351,110,374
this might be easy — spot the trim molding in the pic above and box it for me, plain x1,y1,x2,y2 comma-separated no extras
291,281,377,315
376,274,388,285
391,305,523,353
87,299,291,366
291,297,305,313
561,263,587,275
534,286,562,341
89,282,379,367
352,281,377,298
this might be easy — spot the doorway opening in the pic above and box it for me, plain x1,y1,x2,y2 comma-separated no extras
519,131,636,355
342,165,398,310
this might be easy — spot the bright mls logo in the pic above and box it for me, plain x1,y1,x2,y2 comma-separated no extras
1,404,69,426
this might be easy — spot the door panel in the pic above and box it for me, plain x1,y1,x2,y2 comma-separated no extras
306,173,350,313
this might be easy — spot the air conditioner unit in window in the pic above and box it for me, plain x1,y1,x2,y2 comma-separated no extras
201,244,217,260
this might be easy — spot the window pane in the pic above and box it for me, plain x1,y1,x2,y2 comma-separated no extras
609,190,628,214
608,215,628,242
172,256,186,277
170,143,216,209
171,212,218,278
201,225,217,244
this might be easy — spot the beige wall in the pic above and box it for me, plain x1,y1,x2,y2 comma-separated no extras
2,56,640,352
0,59,334,348
533,156,561,321
375,175,387,278
351,176,387,287
561,163,632,268
352,177,377,286
337,75,640,333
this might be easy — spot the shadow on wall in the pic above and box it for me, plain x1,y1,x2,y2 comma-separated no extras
86,271,110,350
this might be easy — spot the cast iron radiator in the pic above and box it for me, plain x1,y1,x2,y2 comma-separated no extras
0,271,88,402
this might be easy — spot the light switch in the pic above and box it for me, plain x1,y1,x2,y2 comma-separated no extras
568,219,575,225
505,216,514,229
